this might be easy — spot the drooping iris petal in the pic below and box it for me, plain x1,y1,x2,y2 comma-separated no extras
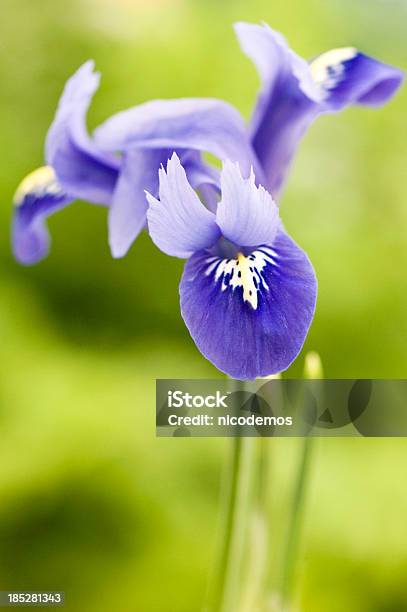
45,61,119,205
310,49,404,110
12,166,72,265
180,229,317,379
146,153,220,258
235,22,403,196
108,148,167,258
94,98,263,181
216,161,279,247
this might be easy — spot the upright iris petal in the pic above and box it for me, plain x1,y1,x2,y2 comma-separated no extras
45,60,120,206
235,22,404,197
216,162,279,247
146,154,317,379
145,154,220,258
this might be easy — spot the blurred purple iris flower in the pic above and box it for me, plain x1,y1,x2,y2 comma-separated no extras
13,23,403,270
146,154,317,379
12,61,255,264
12,22,403,269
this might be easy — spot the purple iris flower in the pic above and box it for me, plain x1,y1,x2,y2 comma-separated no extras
12,61,256,264
234,22,404,197
146,154,317,379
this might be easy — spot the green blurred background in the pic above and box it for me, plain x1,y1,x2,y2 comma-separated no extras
1,0,407,610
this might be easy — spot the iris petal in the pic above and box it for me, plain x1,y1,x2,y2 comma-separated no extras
12,166,72,265
310,50,404,110
94,98,263,181
235,22,403,197
235,22,321,196
181,151,221,214
180,229,317,379
234,22,319,133
109,149,220,258
108,149,167,258
216,161,279,247
45,61,119,205
146,153,220,259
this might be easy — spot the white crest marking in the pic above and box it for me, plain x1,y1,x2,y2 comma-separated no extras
310,47,357,96
205,247,277,310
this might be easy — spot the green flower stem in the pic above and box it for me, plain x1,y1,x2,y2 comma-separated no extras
280,436,314,611
239,437,271,612
222,436,256,612
210,376,279,612
279,352,323,611
210,435,256,612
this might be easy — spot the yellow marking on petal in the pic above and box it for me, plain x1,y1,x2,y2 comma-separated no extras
310,47,357,91
13,166,62,207
237,252,259,309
